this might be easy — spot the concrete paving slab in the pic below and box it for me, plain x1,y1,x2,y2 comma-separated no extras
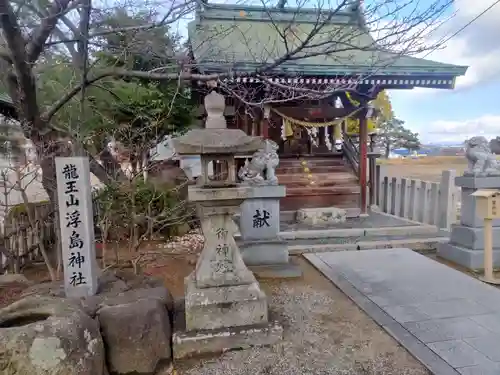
469,313,500,334
305,248,500,375
464,335,500,362
427,340,491,368
457,361,500,375
403,317,492,343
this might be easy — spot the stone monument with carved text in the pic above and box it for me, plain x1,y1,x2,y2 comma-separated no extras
236,140,300,277
171,90,282,359
55,157,98,298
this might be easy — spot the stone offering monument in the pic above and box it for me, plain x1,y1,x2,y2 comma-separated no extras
171,90,282,359
438,136,500,269
237,140,300,277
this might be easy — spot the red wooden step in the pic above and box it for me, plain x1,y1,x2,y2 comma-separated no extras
276,154,360,211
276,165,352,174
279,158,346,167
285,185,361,196
277,173,358,187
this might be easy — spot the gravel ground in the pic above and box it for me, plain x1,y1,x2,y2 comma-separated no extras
176,258,430,375
1,230,432,374
0,282,26,308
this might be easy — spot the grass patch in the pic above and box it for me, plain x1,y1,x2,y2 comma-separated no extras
377,156,467,166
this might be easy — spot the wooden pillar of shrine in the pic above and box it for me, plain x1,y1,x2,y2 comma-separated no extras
358,108,369,215
261,104,271,138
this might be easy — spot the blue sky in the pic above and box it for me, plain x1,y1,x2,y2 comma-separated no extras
388,0,500,144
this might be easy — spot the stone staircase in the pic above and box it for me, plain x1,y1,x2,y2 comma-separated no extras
276,155,360,211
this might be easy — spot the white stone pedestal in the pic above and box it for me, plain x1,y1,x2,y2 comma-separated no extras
173,186,282,359
185,274,267,330
238,185,301,278
438,176,500,269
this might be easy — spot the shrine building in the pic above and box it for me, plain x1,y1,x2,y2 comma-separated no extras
187,0,467,214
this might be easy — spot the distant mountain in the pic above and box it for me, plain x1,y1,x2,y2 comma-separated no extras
422,142,463,148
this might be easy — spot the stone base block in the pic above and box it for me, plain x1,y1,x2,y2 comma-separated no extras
239,239,288,266
296,206,347,226
459,187,500,228
249,263,303,279
184,273,268,331
173,321,283,360
438,243,500,270
455,176,500,189
450,225,500,249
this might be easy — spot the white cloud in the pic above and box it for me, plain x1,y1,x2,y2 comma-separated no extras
390,2,500,143
401,0,500,92
421,115,500,144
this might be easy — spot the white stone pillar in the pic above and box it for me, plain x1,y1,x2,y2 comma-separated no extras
55,157,98,298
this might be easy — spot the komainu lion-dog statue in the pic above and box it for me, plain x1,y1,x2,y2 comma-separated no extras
465,136,500,176
238,139,279,185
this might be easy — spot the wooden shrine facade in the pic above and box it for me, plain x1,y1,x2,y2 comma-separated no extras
187,1,468,213
192,83,378,212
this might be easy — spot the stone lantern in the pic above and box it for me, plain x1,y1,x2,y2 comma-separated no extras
171,91,283,359
173,128,260,188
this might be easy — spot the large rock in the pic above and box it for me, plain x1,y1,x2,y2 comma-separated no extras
6,270,174,374
21,269,164,299
0,274,33,287
21,270,172,317
82,286,173,317
296,207,347,226
0,296,105,375
21,281,66,298
97,299,172,374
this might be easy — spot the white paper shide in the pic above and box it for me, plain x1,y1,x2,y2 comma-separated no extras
55,157,98,298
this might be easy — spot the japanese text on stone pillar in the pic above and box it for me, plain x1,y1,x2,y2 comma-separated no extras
56,157,98,298
62,163,88,287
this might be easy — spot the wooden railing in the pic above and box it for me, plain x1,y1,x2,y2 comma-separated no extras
375,165,457,230
341,131,380,207
342,131,359,176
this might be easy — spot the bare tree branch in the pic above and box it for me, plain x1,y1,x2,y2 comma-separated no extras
26,0,77,63
0,0,40,130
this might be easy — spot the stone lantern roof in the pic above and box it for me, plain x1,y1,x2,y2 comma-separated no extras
172,128,263,155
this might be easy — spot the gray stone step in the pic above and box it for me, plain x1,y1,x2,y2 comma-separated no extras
285,234,449,254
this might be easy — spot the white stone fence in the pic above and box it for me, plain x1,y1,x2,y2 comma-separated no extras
375,165,457,230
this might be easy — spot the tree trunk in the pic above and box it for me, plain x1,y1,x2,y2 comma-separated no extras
38,139,72,274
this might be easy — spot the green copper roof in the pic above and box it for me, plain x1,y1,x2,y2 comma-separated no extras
0,92,17,119
189,3,468,78
0,92,12,105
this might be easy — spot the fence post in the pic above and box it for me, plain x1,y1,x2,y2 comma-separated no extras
375,165,380,206
399,178,408,218
409,180,418,220
382,176,389,213
390,177,397,215
438,169,456,231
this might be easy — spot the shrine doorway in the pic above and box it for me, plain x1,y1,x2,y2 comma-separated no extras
268,112,337,158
